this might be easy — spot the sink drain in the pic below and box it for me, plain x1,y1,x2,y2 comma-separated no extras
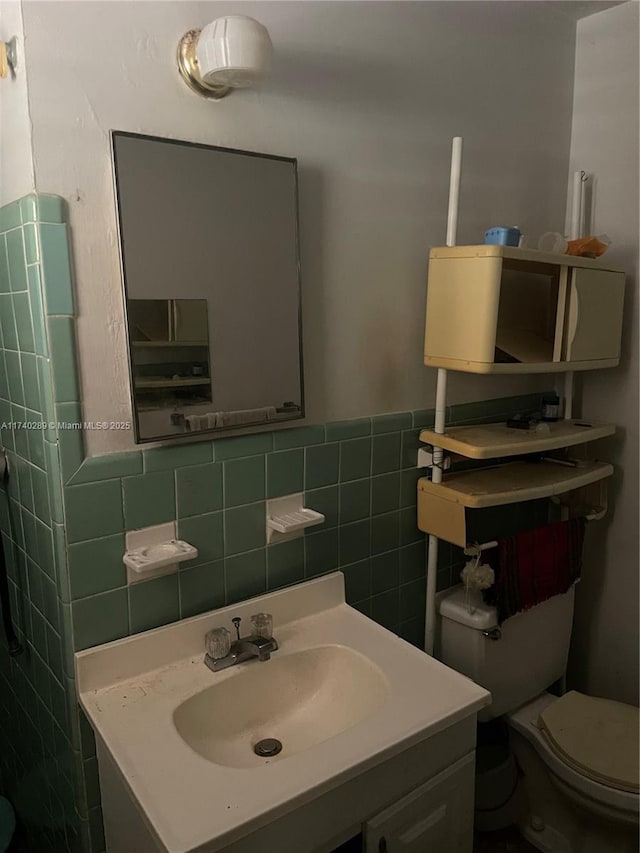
254,738,283,757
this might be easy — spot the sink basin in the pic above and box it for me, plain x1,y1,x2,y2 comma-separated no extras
173,645,390,768
75,572,490,853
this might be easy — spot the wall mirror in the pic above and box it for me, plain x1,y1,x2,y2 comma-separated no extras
111,131,304,443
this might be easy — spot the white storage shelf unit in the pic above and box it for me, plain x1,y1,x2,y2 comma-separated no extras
417,460,612,548
423,245,625,374
417,419,616,548
418,419,616,460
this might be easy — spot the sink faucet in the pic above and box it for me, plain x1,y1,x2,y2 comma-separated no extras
204,615,278,673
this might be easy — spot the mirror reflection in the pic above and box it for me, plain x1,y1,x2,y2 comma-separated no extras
111,131,304,442
129,298,213,420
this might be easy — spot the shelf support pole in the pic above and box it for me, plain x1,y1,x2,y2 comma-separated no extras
425,367,448,655
564,371,574,420
445,137,463,248
563,169,584,421
425,136,462,655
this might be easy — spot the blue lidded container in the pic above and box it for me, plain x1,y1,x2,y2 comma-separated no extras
484,226,521,247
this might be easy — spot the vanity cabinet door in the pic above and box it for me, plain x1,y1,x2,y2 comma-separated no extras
364,752,475,853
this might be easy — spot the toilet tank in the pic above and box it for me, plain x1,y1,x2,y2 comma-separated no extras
438,585,575,722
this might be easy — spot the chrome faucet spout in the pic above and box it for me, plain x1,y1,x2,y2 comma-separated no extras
234,636,277,662
204,632,278,673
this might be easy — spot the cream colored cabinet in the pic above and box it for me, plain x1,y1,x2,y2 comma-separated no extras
564,267,625,361
364,753,475,853
424,245,624,374
172,298,210,342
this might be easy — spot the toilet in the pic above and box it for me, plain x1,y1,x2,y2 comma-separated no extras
437,584,639,853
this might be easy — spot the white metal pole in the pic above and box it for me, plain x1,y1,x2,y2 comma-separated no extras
425,534,439,654
425,367,448,654
425,136,461,654
564,170,583,420
446,137,463,248
569,170,583,240
562,366,574,520
564,371,573,420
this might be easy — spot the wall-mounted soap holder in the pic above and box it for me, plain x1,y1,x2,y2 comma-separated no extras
265,493,325,544
267,508,325,535
123,540,198,574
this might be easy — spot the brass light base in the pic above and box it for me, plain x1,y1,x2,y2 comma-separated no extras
176,30,232,100
0,36,17,79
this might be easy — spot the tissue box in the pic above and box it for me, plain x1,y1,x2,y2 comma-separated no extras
484,226,521,247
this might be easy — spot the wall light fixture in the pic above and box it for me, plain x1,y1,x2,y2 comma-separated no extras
177,16,273,100
0,37,18,80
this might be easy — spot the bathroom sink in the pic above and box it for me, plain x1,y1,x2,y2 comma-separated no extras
75,572,490,853
173,645,390,767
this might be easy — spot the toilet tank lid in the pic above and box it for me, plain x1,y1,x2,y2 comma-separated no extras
439,585,498,631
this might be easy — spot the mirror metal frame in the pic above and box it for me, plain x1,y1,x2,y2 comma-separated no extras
110,130,305,444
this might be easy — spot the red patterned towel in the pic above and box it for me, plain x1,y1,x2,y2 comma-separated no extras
484,519,586,624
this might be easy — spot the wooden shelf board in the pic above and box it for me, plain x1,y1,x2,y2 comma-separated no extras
494,328,553,364
132,341,208,348
424,355,619,374
420,420,615,460
418,460,613,509
428,244,623,274
135,378,211,389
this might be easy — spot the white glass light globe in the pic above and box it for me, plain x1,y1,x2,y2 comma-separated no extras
195,16,273,89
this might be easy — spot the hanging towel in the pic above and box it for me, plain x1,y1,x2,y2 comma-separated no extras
483,518,586,624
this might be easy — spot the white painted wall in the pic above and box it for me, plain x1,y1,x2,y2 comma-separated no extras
0,0,34,205
20,1,578,454
566,1,639,706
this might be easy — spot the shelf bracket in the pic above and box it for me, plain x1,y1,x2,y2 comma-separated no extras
417,447,451,470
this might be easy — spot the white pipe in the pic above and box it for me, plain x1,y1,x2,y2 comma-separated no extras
425,368,448,655
569,170,583,240
446,137,463,247
564,371,574,420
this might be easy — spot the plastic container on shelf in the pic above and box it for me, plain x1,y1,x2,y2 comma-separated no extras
538,231,569,253
538,232,611,257
542,394,561,422
484,226,521,247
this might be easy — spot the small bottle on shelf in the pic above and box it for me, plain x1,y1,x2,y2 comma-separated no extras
541,394,561,422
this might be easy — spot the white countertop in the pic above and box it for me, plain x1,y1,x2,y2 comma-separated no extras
76,573,490,853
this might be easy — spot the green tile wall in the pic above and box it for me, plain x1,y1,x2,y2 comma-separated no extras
0,194,96,853
0,194,550,853
61,389,543,652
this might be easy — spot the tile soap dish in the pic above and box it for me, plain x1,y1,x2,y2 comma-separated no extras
265,492,325,543
267,508,325,535
123,540,198,573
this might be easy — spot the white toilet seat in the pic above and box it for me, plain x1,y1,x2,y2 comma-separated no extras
539,690,639,793
507,693,639,821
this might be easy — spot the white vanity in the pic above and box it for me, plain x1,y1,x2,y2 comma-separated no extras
75,573,489,853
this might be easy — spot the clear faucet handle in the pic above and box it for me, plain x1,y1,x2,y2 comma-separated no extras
205,627,231,659
250,613,273,640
